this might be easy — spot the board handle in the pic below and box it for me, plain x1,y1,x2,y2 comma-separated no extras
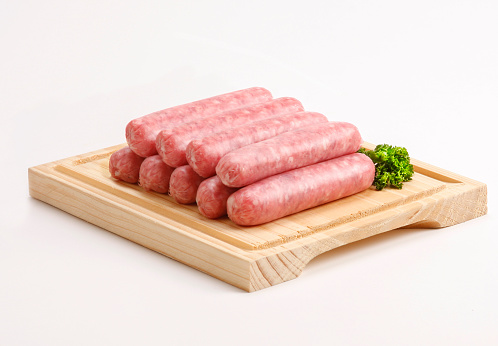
248,180,487,292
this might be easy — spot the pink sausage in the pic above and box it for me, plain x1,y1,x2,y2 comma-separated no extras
186,111,328,178
138,155,175,193
217,121,363,188
126,87,272,157
227,153,375,226
109,146,145,183
169,165,205,204
196,176,238,219
156,97,303,167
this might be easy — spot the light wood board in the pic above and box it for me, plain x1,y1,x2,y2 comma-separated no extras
28,143,487,292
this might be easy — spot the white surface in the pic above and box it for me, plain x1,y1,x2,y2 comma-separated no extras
1,1,497,345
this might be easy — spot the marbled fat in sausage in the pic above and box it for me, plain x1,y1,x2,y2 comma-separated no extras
227,153,375,226
186,111,328,178
126,87,272,157
109,146,145,183
138,155,175,193
169,165,205,204
217,121,363,188
196,176,238,219
156,97,304,167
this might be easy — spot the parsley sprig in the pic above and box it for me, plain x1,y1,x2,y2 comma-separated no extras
358,144,414,190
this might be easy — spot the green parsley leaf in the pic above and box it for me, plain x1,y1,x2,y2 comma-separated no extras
358,144,414,190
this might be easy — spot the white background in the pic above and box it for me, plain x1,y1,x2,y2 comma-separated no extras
1,1,497,345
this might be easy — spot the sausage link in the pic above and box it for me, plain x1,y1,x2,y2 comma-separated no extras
156,97,303,167
186,111,327,178
169,165,205,204
126,87,272,157
196,176,238,219
109,146,145,183
138,155,175,193
217,121,362,188
227,153,375,226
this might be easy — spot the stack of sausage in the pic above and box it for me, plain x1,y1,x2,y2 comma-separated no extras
109,87,375,226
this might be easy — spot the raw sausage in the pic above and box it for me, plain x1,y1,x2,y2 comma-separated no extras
217,121,362,188
138,155,175,193
196,176,238,219
127,87,272,157
227,153,375,226
156,97,303,167
169,165,205,204
109,146,145,183
126,87,272,157
186,111,327,178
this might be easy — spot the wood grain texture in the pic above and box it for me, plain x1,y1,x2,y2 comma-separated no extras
28,143,487,292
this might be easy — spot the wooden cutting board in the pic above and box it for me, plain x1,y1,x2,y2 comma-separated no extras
28,143,487,292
